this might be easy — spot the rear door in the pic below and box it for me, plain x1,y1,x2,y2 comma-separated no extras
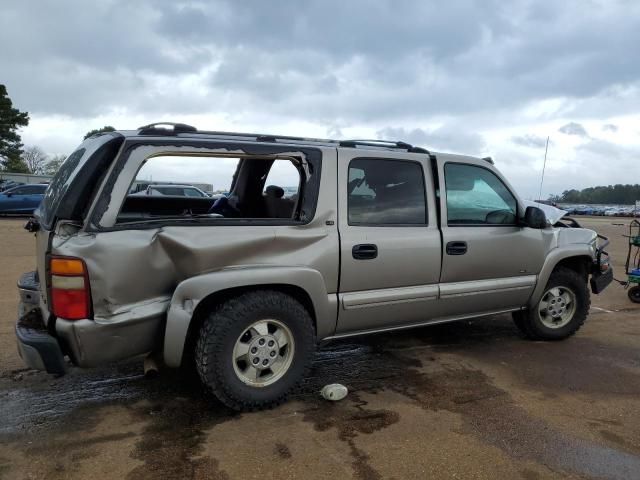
336,149,441,334
436,156,548,316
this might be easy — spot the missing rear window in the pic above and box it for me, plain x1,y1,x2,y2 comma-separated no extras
117,155,304,224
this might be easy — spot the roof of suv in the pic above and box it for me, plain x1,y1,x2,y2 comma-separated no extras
110,122,430,153
105,122,493,164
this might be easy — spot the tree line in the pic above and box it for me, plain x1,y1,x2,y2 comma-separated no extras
550,185,640,205
1,83,114,176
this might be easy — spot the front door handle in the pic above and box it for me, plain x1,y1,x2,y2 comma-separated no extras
446,241,467,255
352,244,378,260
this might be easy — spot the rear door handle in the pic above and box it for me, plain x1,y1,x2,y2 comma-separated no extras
446,241,467,255
352,244,378,260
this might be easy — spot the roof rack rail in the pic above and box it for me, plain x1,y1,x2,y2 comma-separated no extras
138,122,198,135
132,125,432,153
338,139,430,154
195,129,340,145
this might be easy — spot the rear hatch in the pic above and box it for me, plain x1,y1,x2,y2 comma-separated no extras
31,133,124,324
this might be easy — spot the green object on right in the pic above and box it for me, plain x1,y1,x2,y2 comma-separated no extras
628,275,640,284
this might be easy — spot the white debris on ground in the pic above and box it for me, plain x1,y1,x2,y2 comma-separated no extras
321,383,348,401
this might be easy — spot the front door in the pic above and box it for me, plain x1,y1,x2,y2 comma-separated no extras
437,159,548,316
336,150,442,334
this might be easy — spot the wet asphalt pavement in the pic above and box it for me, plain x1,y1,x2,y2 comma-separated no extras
1,217,639,479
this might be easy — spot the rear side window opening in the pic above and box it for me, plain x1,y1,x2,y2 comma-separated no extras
116,154,305,225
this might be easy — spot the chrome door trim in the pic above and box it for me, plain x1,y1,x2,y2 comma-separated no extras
439,275,536,298
342,284,439,309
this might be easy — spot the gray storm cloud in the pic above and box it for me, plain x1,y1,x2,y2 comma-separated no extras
558,122,588,137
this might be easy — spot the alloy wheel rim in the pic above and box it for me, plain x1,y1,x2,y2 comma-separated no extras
232,319,295,387
537,286,577,329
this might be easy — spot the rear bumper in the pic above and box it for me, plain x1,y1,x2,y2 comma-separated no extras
16,271,66,374
15,303,164,371
16,271,164,372
15,309,66,375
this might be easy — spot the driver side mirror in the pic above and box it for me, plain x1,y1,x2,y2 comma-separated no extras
6,192,12,198
523,206,547,229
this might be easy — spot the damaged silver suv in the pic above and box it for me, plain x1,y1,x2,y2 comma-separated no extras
16,123,612,410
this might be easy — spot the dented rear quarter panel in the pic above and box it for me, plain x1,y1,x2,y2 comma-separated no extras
51,140,339,366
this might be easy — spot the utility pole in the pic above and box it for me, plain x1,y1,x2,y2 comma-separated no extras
538,136,550,201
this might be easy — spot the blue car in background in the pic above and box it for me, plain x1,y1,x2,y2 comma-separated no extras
0,184,48,214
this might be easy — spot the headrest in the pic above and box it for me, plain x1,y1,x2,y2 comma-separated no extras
265,185,284,198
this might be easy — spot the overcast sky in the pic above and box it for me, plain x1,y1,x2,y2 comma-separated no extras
2,0,640,199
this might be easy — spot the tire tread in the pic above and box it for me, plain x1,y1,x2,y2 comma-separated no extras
513,267,590,340
194,290,315,411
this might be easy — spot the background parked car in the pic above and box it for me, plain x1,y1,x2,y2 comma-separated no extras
0,184,48,214
131,184,210,198
0,180,24,192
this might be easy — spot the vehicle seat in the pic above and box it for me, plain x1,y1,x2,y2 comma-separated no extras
264,185,295,218
208,196,241,217
375,183,424,223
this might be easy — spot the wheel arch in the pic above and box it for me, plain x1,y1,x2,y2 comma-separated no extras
528,247,593,308
163,266,336,368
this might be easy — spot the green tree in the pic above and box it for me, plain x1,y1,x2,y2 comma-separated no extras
84,126,115,139
554,185,640,204
0,84,30,171
43,154,67,176
2,156,30,173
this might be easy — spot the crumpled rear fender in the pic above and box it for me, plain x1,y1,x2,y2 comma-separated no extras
163,265,336,367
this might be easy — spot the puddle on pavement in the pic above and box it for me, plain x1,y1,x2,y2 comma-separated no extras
302,393,400,480
126,396,235,480
1,315,639,480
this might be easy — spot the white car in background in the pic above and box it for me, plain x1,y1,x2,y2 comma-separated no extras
133,184,210,198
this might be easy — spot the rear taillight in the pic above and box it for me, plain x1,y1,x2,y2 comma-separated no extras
50,256,91,320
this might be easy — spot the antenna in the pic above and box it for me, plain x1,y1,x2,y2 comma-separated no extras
538,136,550,201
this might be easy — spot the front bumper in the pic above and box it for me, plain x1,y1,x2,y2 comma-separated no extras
591,233,613,294
591,267,613,294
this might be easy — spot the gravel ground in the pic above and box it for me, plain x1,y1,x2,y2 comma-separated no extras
0,216,639,480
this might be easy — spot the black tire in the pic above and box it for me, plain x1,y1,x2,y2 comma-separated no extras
512,267,590,340
628,285,640,304
195,290,315,411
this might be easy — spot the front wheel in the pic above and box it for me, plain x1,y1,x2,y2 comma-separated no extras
195,291,315,411
513,267,590,340
629,285,640,304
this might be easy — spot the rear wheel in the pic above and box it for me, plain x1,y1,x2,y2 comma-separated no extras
513,267,590,340
195,290,315,411
628,285,640,304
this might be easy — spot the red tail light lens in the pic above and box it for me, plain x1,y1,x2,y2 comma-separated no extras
50,256,90,320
